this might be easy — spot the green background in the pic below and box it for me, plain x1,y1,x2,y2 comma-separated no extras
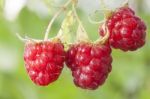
0,0,150,99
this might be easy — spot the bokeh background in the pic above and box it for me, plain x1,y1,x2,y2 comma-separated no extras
0,0,150,99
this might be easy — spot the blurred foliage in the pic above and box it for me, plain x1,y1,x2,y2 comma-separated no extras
0,0,150,99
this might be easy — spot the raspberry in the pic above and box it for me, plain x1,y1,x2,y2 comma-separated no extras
66,42,112,90
24,39,65,86
99,7,146,51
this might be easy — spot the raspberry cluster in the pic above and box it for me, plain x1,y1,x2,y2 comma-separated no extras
20,1,146,90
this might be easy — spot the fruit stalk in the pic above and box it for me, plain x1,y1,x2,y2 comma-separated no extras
99,0,107,10
95,23,110,44
72,3,90,42
44,0,72,41
122,0,129,6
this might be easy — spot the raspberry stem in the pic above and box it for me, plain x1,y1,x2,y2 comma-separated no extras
95,22,110,44
88,13,105,24
72,4,83,31
99,0,112,19
72,3,90,42
122,0,129,7
16,33,28,42
56,10,76,48
99,0,107,11
16,33,42,42
44,0,72,41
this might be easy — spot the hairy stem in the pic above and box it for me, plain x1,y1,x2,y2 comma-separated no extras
99,0,107,10
72,4,89,42
88,14,105,24
122,0,129,6
44,0,72,41
16,33,28,42
95,22,110,44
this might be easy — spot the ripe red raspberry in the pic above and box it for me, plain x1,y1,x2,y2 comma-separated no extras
24,39,65,86
99,7,146,51
66,42,112,90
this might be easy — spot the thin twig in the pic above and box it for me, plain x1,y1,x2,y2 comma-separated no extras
88,14,105,24
44,0,72,41
95,22,110,44
121,0,129,6
99,0,107,11
16,33,28,42
72,4,87,36
72,4,90,42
